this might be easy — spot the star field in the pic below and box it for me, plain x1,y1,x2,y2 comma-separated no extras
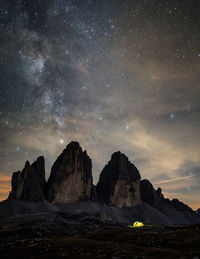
0,0,200,209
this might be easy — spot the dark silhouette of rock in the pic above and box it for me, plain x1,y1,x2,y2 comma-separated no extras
140,179,164,209
90,185,98,201
169,198,193,212
4,141,200,225
45,141,93,204
9,157,46,202
96,151,141,207
196,208,200,215
140,179,193,212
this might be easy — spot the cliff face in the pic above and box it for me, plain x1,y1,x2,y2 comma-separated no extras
96,151,141,208
9,157,46,202
45,141,93,204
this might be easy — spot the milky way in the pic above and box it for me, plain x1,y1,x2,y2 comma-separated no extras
1,0,200,209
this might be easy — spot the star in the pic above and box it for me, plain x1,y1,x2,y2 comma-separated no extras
1,0,200,210
170,113,175,119
59,139,64,144
125,125,130,130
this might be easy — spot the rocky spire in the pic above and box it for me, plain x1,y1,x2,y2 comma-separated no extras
45,141,93,204
9,156,46,202
96,151,141,207
140,179,163,209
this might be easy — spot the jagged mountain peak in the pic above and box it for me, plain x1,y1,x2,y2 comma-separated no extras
9,157,46,202
45,141,93,204
6,141,200,225
96,151,141,207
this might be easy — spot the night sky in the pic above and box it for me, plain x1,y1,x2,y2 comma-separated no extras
1,0,200,209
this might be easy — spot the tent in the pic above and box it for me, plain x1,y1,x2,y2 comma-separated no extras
129,221,144,228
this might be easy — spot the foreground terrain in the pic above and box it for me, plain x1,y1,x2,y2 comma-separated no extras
0,212,199,259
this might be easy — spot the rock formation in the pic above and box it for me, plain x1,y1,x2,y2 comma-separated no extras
45,141,93,204
96,151,141,208
196,208,200,215
5,141,199,225
140,179,164,209
9,156,46,202
168,198,193,212
140,179,193,212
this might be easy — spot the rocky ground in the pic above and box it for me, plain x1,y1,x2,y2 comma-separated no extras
0,212,199,259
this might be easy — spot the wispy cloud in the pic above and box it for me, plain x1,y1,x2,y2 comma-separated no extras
154,175,195,185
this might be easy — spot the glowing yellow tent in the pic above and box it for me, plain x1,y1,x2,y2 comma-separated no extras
129,221,144,228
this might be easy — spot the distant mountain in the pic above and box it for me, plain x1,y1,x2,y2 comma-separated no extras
3,141,200,225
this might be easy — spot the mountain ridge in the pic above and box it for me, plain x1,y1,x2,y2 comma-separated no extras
2,140,200,225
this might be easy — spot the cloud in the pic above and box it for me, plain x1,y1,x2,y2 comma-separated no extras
1,0,200,210
154,175,194,185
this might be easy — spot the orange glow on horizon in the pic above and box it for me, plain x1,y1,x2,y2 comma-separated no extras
0,174,11,201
